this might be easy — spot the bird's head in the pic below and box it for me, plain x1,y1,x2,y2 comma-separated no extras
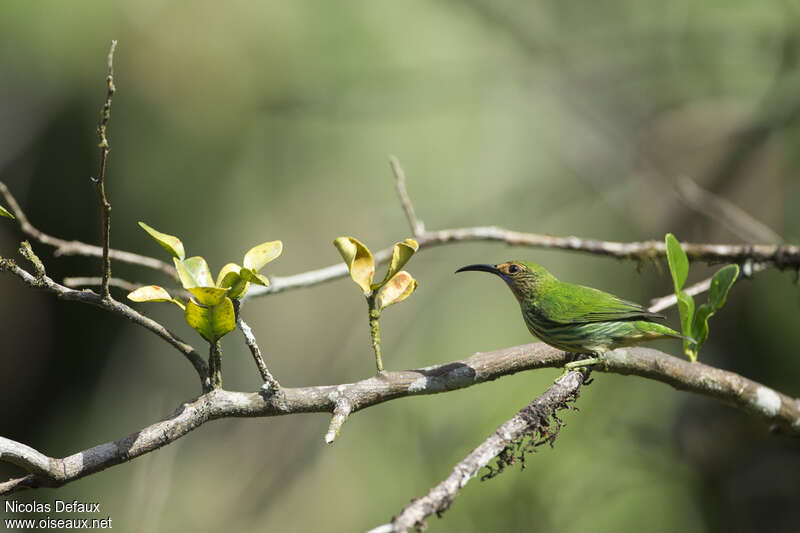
455,261,552,301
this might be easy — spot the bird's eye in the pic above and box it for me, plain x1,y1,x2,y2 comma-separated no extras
508,264,520,274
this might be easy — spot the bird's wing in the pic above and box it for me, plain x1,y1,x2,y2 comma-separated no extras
535,282,663,325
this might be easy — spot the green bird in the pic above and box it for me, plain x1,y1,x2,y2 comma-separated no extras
456,261,687,368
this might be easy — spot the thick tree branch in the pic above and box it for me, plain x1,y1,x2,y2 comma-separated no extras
0,181,176,279
0,256,208,389
372,370,585,533
1,342,797,495
0,437,52,479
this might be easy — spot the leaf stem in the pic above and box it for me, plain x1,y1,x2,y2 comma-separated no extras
209,341,223,389
367,294,383,373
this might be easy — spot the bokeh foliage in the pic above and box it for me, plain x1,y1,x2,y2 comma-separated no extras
1,2,799,532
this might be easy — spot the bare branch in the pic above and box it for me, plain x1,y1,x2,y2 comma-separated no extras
1,341,797,495
415,227,800,266
389,155,424,237
0,257,208,389
63,276,143,293
649,277,712,313
0,437,52,478
675,176,784,244
0,181,176,279
325,395,353,444
236,309,280,392
250,226,798,300
92,40,118,299
373,371,585,532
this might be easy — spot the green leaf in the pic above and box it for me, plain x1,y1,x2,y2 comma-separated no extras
239,268,269,287
126,285,185,310
333,236,375,295
188,286,229,306
375,238,419,289
216,263,242,288
709,264,739,311
216,263,250,298
138,221,185,260
174,256,214,289
185,297,236,343
665,233,688,293
243,241,283,272
692,303,713,350
378,271,417,310
227,280,250,299
688,264,739,356
0,205,14,219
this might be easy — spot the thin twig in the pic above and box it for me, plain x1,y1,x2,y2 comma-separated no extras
4,180,794,299
0,181,176,278
325,397,353,444
0,258,208,389
63,276,143,293
372,371,585,532
249,227,799,300
675,176,784,244
92,40,117,300
62,276,193,301
649,277,712,313
236,311,280,392
389,155,424,237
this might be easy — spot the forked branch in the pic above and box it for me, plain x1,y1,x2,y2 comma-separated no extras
1,342,797,496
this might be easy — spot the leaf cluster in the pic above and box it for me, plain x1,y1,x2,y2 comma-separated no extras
333,236,419,310
665,233,739,361
128,222,282,343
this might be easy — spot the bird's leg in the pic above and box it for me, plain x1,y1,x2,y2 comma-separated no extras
564,353,606,372
564,355,606,370
554,353,606,382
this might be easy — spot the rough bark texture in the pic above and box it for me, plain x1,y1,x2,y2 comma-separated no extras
1,343,797,496
372,371,585,533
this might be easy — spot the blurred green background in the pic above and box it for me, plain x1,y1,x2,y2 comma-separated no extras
1,1,799,532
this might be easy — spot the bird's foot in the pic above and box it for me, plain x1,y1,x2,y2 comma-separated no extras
564,356,606,370
555,354,606,382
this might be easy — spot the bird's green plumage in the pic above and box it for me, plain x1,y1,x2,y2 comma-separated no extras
456,261,685,355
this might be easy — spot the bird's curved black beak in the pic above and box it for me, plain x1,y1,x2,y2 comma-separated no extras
455,264,502,276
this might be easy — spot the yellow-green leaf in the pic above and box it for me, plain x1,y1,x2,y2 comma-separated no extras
216,263,250,298
240,268,269,287
376,238,419,289
188,286,229,306
0,205,14,219
127,285,172,302
138,221,185,260
333,236,375,294
378,271,417,309
216,263,242,287
174,256,214,289
185,297,236,343
127,285,185,310
243,241,283,272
